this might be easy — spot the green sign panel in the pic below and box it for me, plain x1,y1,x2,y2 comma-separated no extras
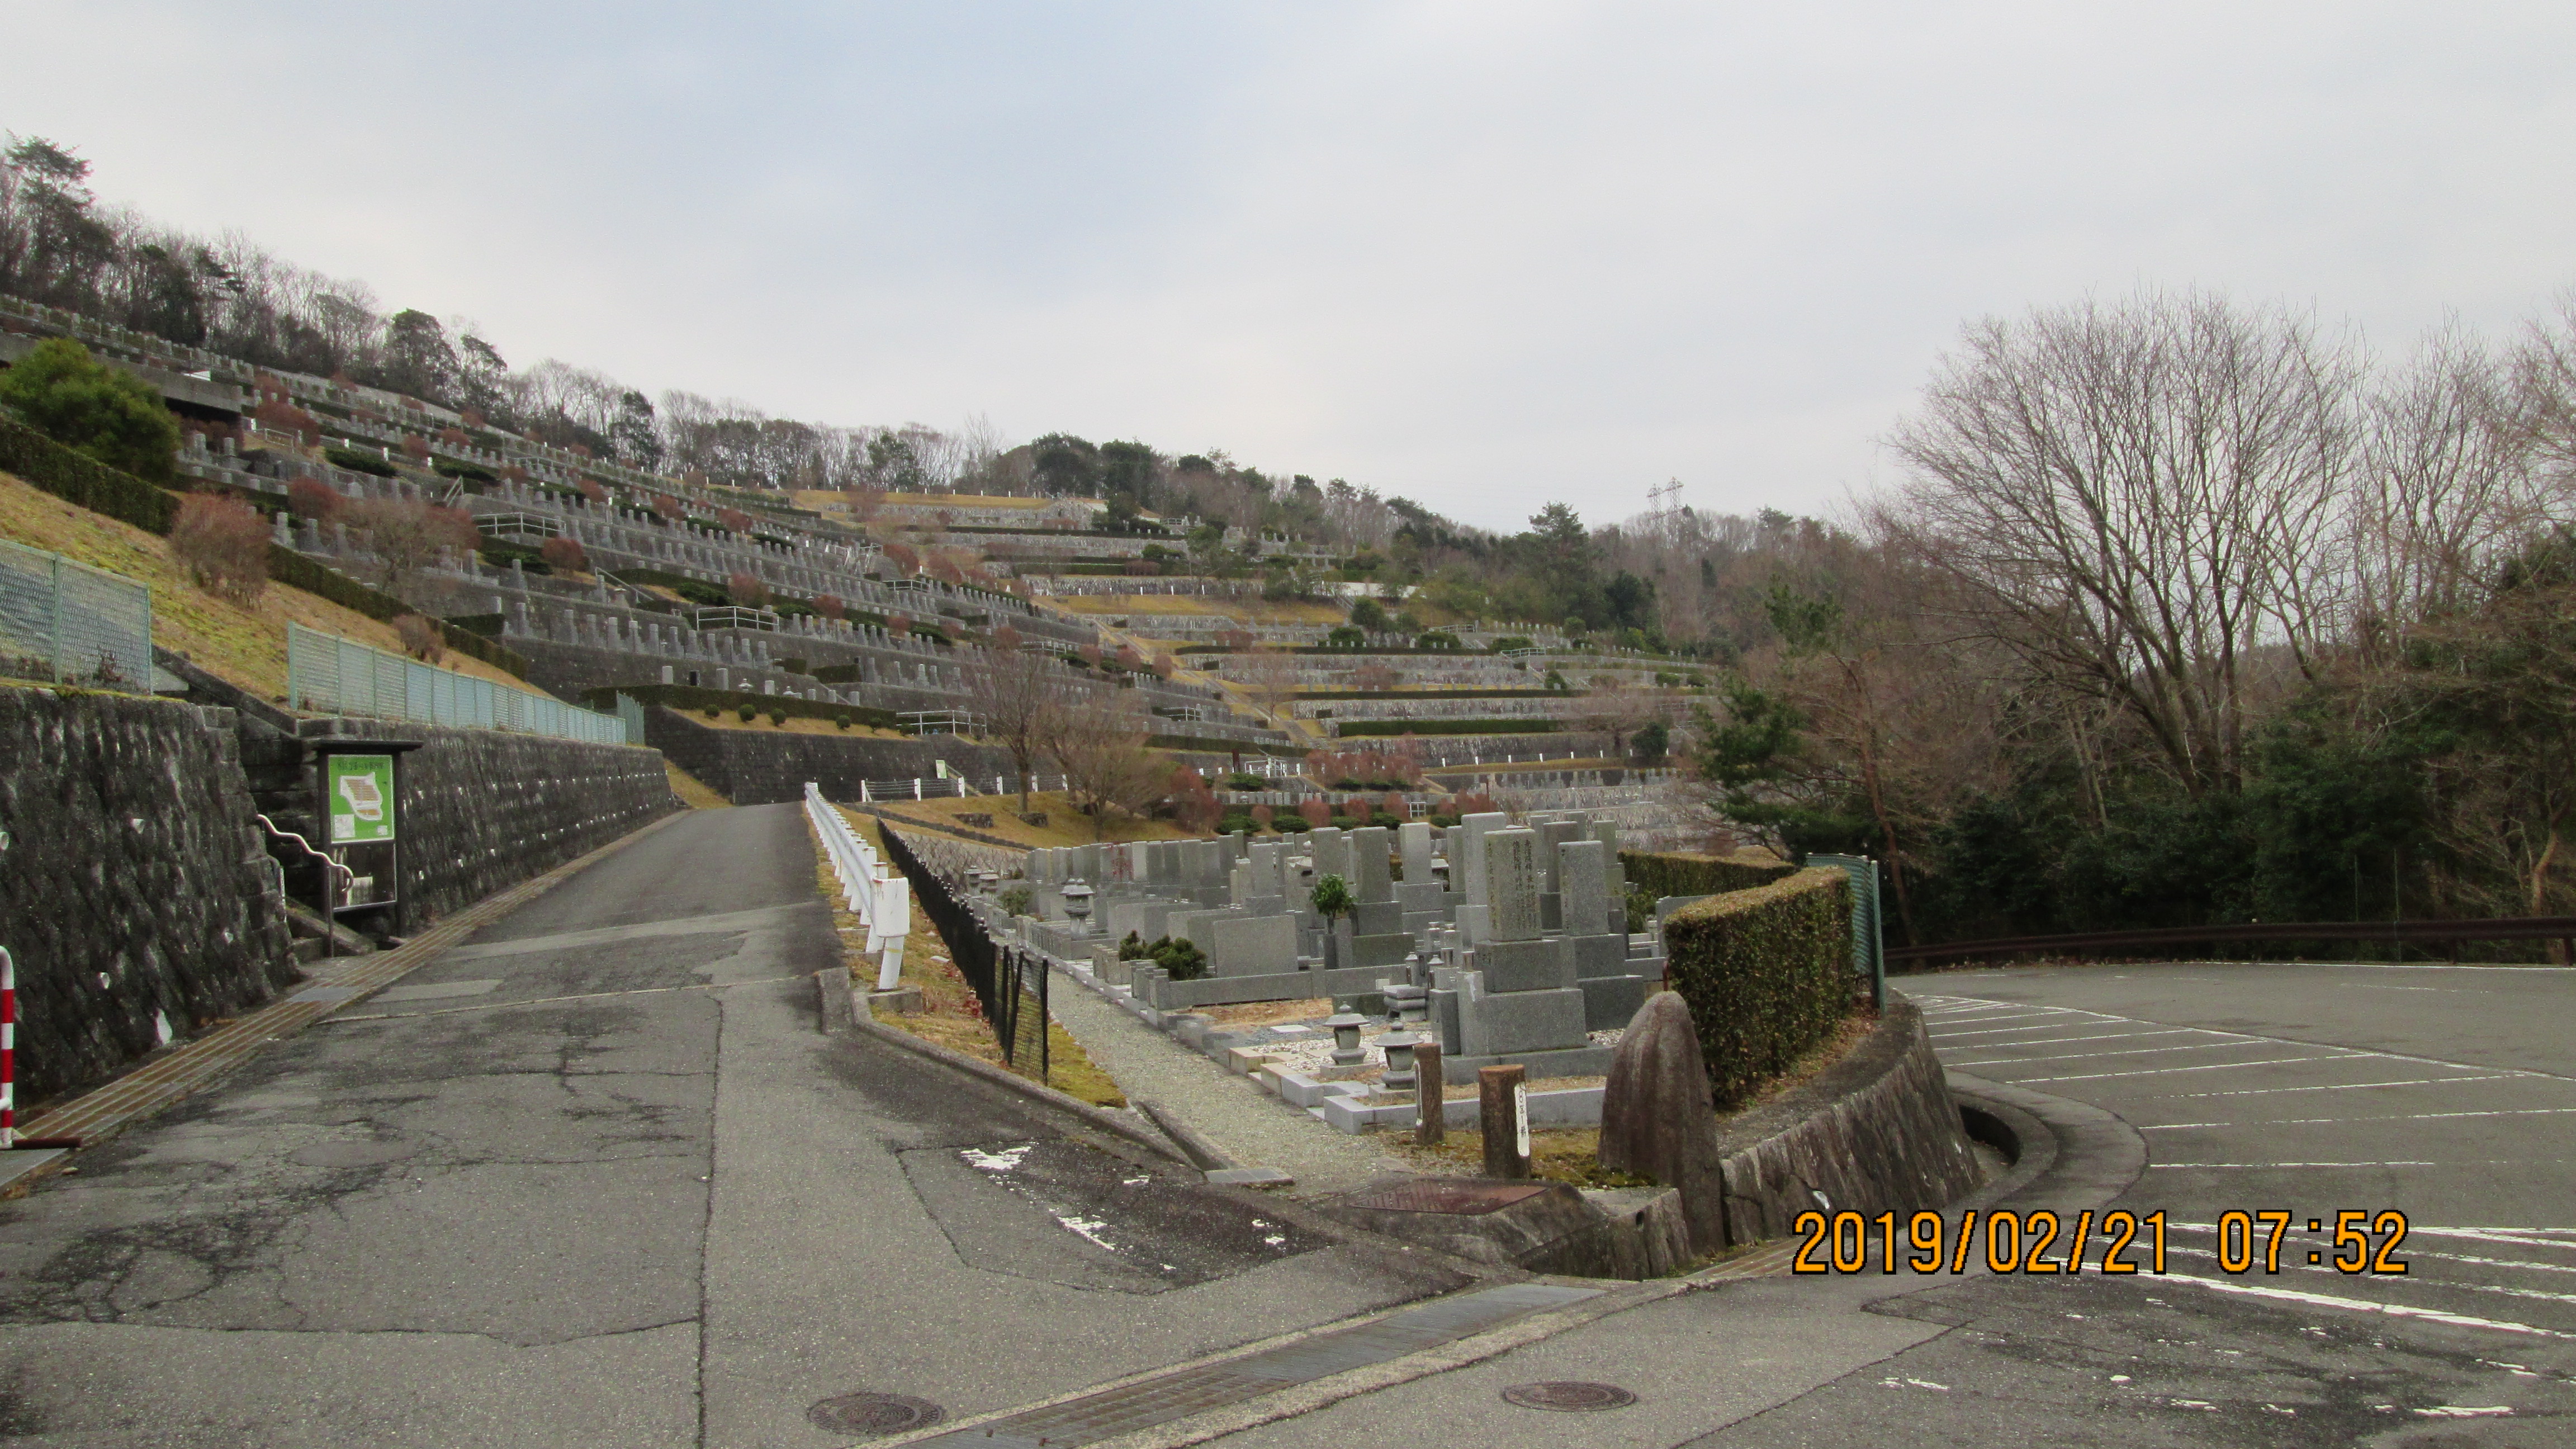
326,754,396,844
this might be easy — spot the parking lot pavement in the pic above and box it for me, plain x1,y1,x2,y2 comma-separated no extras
1917,960,2576,1341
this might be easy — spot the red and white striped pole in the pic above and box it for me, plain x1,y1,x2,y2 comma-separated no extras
2,946,15,1150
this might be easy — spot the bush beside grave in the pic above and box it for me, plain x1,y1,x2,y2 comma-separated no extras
1661,866,1852,1109
1619,848,1798,903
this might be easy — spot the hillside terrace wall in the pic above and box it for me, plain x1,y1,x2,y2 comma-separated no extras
642,707,1017,806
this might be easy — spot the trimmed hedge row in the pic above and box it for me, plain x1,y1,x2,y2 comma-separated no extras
579,683,902,731
1292,688,1564,701
0,414,179,532
1334,718,1565,737
1662,866,1853,1109
1620,849,1798,902
1,414,531,679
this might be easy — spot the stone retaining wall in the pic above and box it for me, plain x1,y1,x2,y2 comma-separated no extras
643,707,1016,806
0,686,296,1106
297,718,681,924
1704,997,1983,1245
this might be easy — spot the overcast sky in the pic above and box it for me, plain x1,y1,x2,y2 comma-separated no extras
11,3,2574,531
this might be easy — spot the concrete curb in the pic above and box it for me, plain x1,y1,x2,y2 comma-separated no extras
9,806,695,1176
836,1003,1191,1166
1945,1069,2149,1214
874,1240,1797,1449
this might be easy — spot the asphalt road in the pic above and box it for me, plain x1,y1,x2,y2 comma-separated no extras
0,803,1457,1447
1214,960,2576,1448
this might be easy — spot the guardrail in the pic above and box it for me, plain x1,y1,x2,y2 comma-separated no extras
805,783,911,989
1887,916,2576,965
287,622,625,744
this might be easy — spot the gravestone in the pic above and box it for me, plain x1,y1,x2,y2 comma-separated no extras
1483,830,1543,943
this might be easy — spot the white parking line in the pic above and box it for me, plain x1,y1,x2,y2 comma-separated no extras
2160,1246,2576,1309
2012,1055,2350,1084
2148,1161,2441,1169
2168,1075,2522,1099
1925,996,2560,1083
2161,1274,2576,1341
1950,1040,2293,1069
1931,1022,2191,1041
2142,1107,2576,1131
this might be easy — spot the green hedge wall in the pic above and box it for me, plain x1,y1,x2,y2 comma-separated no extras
2,414,530,679
0,414,179,533
1334,717,1565,737
1620,849,1797,902
1662,866,1853,1109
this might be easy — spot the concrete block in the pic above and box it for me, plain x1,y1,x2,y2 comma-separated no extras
1578,973,1651,1032
1475,937,1576,994
1210,912,1299,977
1571,934,1630,979
1460,984,1587,1057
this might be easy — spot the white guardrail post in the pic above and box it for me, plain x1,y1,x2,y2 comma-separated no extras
804,784,907,991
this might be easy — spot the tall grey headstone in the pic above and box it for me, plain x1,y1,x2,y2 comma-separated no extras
1559,839,1611,940
1399,822,1435,888
1484,829,1543,943
1348,827,1393,902
1459,813,1508,905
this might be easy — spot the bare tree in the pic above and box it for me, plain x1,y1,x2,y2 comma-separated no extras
1882,288,2361,797
960,637,1082,813
1052,693,1169,840
346,497,477,597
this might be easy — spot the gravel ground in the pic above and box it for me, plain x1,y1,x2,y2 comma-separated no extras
1043,973,1419,1197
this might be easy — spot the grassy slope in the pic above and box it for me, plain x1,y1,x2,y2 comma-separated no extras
0,473,537,704
867,790,1205,849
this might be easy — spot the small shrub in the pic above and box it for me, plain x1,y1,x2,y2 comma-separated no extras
1309,874,1353,920
703,706,720,718
1273,814,1311,834
1117,931,1150,961
835,712,853,730
738,704,756,722
997,885,1035,916
1369,811,1403,830
286,477,342,522
0,338,181,482
1218,813,1257,835
1148,935,1209,981
1330,815,1363,832
1429,813,1457,828
324,445,396,477
1226,773,1266,790
168,494,269,603
768,708,787,725
391,613,444,662
539,536,588,574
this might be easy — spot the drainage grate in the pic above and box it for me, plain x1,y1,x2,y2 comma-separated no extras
1336,1179,1551,1215
1502,1381,1639,1412
808,1392,945,1436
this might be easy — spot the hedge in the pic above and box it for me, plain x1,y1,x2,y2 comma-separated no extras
1291,688,1565,701
2,414,530,679
1620,849,1798,902
1334,718,1565,736
1662,866,1853,1109
0,414,179,532
581,683,902,731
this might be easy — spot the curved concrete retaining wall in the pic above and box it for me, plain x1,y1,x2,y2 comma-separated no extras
1706,997,1982,1246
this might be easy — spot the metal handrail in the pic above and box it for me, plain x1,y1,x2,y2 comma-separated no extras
256,815,353,889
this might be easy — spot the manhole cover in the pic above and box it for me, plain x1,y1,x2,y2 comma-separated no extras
1502,1381,1639,1412
1339,1179,1551,1215
807,1391,945,1436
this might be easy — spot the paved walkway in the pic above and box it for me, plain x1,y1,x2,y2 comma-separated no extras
0,803,1460,1447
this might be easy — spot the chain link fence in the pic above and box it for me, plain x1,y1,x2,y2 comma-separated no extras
287,622,626,744
0,539,153,690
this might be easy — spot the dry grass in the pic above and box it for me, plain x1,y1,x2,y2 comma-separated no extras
1200,997,1334,1029
674,707,910,739
816,810,1124,1107
665,761,730,808
1048,594,1348,626
0,473,535,703
869,790,1204,850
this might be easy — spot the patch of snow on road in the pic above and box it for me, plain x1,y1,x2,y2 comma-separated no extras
962,1144,1033,1173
